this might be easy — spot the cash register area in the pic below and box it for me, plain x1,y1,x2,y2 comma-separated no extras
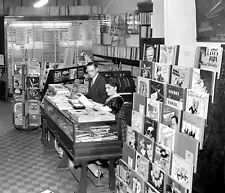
0,100,113,193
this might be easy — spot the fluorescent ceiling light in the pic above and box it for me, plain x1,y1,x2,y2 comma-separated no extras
11,22,72,28
33,0,48,8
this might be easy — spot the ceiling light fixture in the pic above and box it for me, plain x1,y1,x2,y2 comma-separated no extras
33,0,48,8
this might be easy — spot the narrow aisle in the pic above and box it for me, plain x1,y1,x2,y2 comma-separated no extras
0,101,77,193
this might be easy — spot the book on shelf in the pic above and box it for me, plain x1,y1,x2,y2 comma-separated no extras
158,123,176,151
153,143,172,175
150,80,166,103
185,89,209,119
163,174,187,193
137,76,151,98
181,111,206,149
135,151,150,181
191,68,216,101
171,65,193,88
122,143,136,169
177,45,199,68
136,132,155,162
158,45,178,65
148,162,164,193
161,103,182,132
197,46,223,78
133,93,147,115
171,154,193,191
131,110,145,134
166,84,187,111
143,44,160,62
174,132,200,173
139,60,154,79
153,62,171,84
144,116,158,142
146,97,162,122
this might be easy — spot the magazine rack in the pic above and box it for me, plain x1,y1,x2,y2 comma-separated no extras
41,96,122,193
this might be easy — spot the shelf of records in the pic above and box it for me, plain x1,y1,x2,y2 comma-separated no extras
43,93,120,143
7,5,103,17
92,44,140,61
13,61,42,129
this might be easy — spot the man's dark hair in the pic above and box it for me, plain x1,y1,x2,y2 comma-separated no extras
105,77,118,88
87,62,98,68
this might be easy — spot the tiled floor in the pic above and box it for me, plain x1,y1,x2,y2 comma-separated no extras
0,101,111,193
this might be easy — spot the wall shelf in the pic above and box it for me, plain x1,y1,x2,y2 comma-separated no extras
93,54,140,67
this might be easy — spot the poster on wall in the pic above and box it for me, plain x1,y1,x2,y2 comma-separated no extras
195,0,225,42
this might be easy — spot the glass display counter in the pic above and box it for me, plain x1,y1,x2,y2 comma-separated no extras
41,96,123,193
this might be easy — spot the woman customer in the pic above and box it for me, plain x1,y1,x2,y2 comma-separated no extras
93,77,127,142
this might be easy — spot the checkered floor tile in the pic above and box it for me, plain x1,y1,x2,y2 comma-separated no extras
0,101,112,193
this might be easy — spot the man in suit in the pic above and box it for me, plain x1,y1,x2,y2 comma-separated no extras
86,62,107,104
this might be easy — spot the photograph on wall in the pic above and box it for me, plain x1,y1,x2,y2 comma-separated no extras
195,0,225,42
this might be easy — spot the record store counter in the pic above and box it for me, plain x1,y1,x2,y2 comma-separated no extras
41,96,123,193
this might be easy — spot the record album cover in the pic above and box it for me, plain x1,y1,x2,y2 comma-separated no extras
28,114,41,126
171,65,193,88
146,98,162,122
131,110,145,134
158,45,178,65
131,168,145,193
158,123,176,151
27,100,40,114
166,84,187,110
133,93,147,115
135,151,150,181
143,44,160,63
161,104,182,132
171,154,193,191
153,63,171,84
163,174,187,193
126,126,136,149
175,132,199,173
185,89,209,119
148,163,164,193
118,159,132,187
122,143,135,169
116,176,127,193
27,88,40,100
181,111,206,149
153,143,172,175
139,60,154,79
150,80,166,103
26,76,40,88
137,76,151,98
137,133,155,162
144,117,158,142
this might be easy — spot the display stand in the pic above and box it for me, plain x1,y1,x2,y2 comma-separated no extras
12,61,41,130
42,96,123,193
